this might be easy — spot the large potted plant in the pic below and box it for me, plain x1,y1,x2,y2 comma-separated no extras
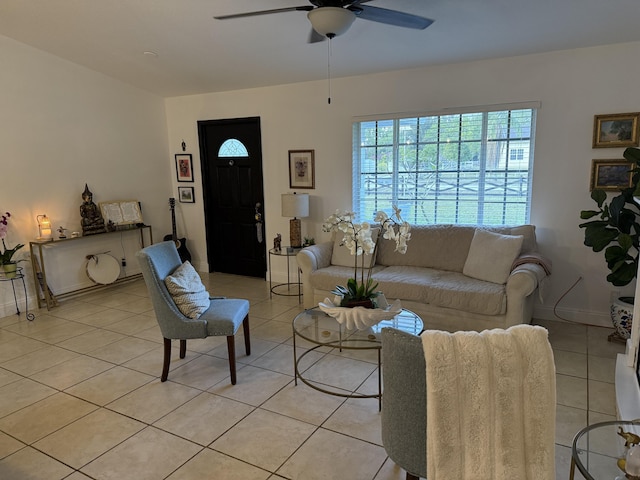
579,147,640,339
0,212,25,279
322,206,411,308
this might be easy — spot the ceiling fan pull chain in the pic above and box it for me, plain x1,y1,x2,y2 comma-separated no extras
327,35,332,104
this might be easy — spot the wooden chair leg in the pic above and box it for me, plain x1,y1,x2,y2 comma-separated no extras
227,335,237,385
179,339,186,359
161,338,171,382
243,315,251,356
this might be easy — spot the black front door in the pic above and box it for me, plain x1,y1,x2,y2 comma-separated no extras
198,117,266,278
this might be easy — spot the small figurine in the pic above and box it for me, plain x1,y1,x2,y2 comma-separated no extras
274,233,282,253
80,184,106,235
618,426,640,447
57,226,67,239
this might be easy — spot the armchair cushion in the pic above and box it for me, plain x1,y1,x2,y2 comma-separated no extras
164,261,210,319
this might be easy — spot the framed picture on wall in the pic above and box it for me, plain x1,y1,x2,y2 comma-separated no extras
288,150,315,189
593,113,640,148
178,186,195,203
175,154,194,182
590,159,634,191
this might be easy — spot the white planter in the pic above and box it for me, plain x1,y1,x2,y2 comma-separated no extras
611,296,634,339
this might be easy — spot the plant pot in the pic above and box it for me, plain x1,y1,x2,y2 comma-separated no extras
2,263,17,279
342,299,375,309
611,296,634,340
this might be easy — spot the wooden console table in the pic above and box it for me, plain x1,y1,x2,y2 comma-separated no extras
29,225,153,310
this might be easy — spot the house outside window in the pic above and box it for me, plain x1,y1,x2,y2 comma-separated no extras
352,104,537,226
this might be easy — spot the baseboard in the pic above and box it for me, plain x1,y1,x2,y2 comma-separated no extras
533,304,611,328
0,296,38,319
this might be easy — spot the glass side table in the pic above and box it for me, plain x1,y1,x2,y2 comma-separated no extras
0,266,35,321
268,247,302,303
571,420,640,480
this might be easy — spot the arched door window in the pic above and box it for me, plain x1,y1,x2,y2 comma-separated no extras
219,139,249,157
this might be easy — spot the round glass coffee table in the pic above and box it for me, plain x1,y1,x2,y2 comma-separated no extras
571,420,640,480
292,307,423,411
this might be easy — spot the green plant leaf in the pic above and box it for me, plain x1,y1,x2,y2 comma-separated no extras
590,189,607,208
580,210,601,220
624,147,640,164
582,223,618,252
607,261,638,286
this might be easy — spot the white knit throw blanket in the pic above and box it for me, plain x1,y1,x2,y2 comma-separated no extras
421,325,556,480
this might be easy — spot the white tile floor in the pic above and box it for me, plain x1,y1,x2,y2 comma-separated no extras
0,273,624,479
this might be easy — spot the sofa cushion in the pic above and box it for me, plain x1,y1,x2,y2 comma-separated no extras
331,228,379,269
310,265,507,316
463,230,524,284
377,225,478,272
164,261,210,319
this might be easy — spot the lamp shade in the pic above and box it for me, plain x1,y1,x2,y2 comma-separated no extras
37,214,52,240
281,193,309,219
307,7,356,37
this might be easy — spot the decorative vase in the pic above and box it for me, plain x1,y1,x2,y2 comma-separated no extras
2,263,18,279
611,296,634,340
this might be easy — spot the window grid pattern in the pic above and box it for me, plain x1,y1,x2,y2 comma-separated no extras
218,138,249,157
353,108,535,226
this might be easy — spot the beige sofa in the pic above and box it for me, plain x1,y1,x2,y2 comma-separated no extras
296,224,550,332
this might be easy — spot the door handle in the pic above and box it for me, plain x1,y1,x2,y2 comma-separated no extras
255,202,263,243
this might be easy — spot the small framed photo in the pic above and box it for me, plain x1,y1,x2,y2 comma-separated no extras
590,159,634,191
593,113,640,148
288,150,315,189
175,154,194,182
178,186,195,203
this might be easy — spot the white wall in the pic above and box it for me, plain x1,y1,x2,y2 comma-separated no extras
0,35,171,315
165,40,640,326
3,30,636,325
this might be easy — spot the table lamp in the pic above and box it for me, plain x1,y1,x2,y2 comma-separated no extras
36,214,52,240
281,193,309,248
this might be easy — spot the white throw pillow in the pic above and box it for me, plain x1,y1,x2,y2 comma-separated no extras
164,261,210,319
463,230,524,285
331,228,380,269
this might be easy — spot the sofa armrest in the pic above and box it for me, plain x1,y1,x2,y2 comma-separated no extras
505,263,548,327
297,241,333,308
296,241,333,273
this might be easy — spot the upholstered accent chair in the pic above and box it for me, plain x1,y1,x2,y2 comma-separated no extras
136,241,250,384
381,327,426,480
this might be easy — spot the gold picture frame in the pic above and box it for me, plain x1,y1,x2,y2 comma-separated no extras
590,159,634,191
593,113,640,148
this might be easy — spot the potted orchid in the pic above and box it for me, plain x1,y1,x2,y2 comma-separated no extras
0,212,25,278
322,206,411,308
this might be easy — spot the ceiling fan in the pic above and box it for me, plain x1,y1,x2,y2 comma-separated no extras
214,0,434,43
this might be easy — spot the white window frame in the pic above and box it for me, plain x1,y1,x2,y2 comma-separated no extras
352,102,539,226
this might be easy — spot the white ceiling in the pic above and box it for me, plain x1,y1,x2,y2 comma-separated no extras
1,0,640,98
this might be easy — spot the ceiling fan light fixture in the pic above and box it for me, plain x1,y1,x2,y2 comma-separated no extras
307,7,356,38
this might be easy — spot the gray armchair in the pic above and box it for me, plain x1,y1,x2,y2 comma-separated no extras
136,241,250,384
381,327,426,480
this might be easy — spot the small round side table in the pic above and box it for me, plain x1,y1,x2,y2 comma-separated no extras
0,266,35,321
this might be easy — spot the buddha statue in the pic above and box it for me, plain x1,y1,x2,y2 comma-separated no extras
80,184,106,235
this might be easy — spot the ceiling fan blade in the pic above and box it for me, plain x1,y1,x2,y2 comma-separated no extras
308,28,326,43
214,6,313,20
352,5,434,30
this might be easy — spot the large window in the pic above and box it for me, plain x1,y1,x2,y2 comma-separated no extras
352,104,537,226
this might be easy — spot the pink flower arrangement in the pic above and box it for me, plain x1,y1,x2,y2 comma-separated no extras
0,212,24,265
0,212,9,239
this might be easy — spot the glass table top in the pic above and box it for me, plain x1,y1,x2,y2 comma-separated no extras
572,420,640,480
292,307,423,349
